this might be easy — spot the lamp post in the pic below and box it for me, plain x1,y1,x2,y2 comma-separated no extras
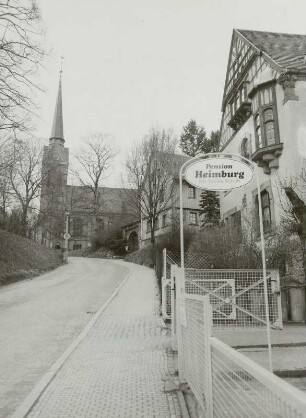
63,211,70,262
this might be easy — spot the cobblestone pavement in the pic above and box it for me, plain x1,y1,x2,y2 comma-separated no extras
27,262,181,418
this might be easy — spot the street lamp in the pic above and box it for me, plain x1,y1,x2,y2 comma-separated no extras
63,210,70,262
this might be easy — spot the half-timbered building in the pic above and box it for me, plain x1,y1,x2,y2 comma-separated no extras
218,29,306,319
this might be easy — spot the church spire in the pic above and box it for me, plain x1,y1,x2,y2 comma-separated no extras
49,60,64,145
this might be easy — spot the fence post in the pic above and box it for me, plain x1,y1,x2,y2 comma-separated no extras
175,267,186,382
203,295,214,418
161,248,167,319
171,265,176,349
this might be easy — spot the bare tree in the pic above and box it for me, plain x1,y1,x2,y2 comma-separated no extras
125,127,177,245
8,136,44,236
0,0,45,134
71,133,117,227
0,134,14,224
276,169,306,282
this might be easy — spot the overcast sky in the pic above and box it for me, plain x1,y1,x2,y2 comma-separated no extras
35,0,306,186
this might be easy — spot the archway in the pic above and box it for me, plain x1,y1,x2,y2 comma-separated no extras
128,231,139,252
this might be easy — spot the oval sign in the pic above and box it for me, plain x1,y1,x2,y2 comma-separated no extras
184,156,253,191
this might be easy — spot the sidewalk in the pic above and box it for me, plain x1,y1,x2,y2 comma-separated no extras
18,262,181,418
214,323,306,376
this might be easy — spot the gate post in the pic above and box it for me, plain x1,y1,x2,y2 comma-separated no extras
175,267,186,382
203,295,213,418
171,265,176,348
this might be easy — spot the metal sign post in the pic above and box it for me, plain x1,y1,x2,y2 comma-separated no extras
179,152,273,372
63,211,70,262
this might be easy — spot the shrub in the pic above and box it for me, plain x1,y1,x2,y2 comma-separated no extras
90,225,126,255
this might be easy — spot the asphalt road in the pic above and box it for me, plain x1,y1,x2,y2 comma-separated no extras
0,257,129,418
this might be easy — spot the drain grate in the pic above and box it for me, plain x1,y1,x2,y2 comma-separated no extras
86,310,97,315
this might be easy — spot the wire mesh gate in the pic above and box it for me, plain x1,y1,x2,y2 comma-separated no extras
184,269,282,329
162,248,283,329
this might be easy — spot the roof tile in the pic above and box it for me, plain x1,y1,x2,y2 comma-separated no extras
238,29,306,71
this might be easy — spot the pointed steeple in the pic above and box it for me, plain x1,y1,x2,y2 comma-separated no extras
49,69,64,146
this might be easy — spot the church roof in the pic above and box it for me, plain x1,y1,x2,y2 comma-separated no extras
237,29,306,72
50,76,64,143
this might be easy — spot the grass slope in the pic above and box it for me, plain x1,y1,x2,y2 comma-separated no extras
0,229,63,286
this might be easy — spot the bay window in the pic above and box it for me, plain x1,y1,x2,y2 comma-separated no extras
249,81,283,174
250,82,280,149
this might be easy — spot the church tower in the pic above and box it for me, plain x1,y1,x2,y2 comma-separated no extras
40,72,69,247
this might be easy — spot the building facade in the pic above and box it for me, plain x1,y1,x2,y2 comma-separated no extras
219,29,306,234
218,29,306,319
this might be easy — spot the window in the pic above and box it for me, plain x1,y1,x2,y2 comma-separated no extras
154,217,159,230
189,212,198,225
241,137,251,159
146,221,151,233
251,83,279,150
160,186,164,203
188,186,196,199
255,190,272,233
255,114,262,148
263,108,275,145
162,214,167,228
261,191,271,230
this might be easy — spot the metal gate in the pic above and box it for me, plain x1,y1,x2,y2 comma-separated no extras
184,269,282,329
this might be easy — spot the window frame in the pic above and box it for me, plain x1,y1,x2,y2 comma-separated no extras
146,221,151,233
255,189,272,234
241,137,251,159
162,213,167,228
189,212,198,225
188,186,196,199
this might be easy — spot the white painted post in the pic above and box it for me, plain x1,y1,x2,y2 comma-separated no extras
63,211,70,262
179,168,185,268
171,265,176,345
256,176,273,372
203,295,214,418
175,267,186,381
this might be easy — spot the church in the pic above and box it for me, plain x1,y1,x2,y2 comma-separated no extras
39,75,136,250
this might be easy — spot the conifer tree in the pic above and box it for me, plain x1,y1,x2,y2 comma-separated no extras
179,120,221,226
200,190,220,227
179,120,219,156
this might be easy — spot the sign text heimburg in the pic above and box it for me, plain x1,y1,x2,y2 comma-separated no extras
184,156,253,191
